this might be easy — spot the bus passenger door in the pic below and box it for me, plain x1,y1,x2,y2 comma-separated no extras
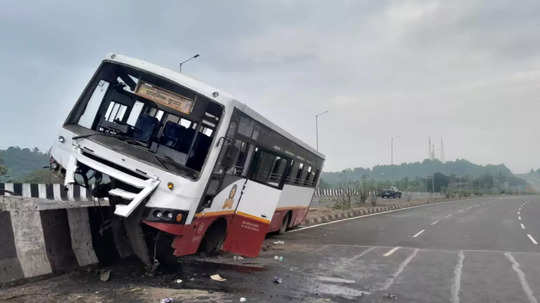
223,147,284,257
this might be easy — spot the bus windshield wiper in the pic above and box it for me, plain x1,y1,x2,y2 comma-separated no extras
72,132,124,141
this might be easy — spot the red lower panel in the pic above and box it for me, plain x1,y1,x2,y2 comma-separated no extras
223,215,270,258
143,216,233,257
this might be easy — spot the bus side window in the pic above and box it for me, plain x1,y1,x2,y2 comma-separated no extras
295,163,304,185
249,149,286,188
312,168,321,187
268,157,287,187
232,140,249,176
286,160,298,184
304,166,313,186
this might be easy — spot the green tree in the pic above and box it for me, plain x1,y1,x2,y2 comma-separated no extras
0,156,6,176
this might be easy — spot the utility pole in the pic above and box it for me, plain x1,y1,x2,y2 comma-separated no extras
391,136,399,165
315,110,328,151
440,137,445,163
391,137,393,165
428,137,432,160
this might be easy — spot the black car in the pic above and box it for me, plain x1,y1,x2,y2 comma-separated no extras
380,187,402,199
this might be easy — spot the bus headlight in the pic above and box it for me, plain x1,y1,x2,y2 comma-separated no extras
146,208,187,224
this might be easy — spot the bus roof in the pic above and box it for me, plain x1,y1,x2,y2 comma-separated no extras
105,53,325,160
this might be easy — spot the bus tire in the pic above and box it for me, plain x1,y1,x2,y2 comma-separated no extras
279,211,291,234
199,219,227,256
154,233,177,267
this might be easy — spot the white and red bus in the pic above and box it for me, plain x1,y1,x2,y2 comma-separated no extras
50,54,324,265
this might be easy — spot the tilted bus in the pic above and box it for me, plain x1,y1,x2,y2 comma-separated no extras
50,54,325,266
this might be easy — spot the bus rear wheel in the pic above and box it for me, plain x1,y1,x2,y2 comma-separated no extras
279,212,291,234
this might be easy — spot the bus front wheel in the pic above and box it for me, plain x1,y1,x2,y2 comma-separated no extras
199,219,227,256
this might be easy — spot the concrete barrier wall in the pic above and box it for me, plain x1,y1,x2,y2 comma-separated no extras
311,189,444,207
0,183,106,284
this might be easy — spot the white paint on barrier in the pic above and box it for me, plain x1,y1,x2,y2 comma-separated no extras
505,252,538,303
9,200,53,278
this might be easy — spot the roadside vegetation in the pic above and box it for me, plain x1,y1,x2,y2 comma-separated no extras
0,146,61,183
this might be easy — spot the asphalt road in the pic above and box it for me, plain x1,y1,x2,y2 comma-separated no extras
212,195,540,302
3,195,540,303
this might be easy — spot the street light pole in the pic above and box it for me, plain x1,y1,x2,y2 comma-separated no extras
315,110,328,151
390,136,399,165
179,54,200,72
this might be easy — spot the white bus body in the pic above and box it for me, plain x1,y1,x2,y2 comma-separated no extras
50,54,324,264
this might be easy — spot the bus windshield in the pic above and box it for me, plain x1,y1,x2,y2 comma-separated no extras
65,62,223,179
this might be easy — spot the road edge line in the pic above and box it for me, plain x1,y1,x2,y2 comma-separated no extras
291,199,466,233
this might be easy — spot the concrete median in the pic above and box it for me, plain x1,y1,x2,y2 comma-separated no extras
0,183,105,284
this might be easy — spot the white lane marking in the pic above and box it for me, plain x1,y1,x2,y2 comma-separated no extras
451,250,465,303
348,246,376,263
412,229,425,238
518,211,521,215
431,220,440,226
521,223,526,230
383,247,400,257
316,276,356,284
290,199,461,233
380,248,419,290
527,234,538,245
505,252,538,303
519,216,522,221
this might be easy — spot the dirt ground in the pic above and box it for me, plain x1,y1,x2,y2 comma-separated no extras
0,239,296,303
0,258,232,303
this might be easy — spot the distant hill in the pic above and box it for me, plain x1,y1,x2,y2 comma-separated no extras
0,146,50,182
517,170,540,193
322,159,515,185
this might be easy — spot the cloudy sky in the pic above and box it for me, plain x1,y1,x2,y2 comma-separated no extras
1,0,539,173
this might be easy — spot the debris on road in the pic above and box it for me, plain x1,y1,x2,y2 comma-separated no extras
233,255,245,261
160,298,174,303
383,293,398,300
273,240,285,245
175,279,183,284
239,297,247,302
210,274,227,282
273,255,284,261
273,276,283,284
99,269,111,282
